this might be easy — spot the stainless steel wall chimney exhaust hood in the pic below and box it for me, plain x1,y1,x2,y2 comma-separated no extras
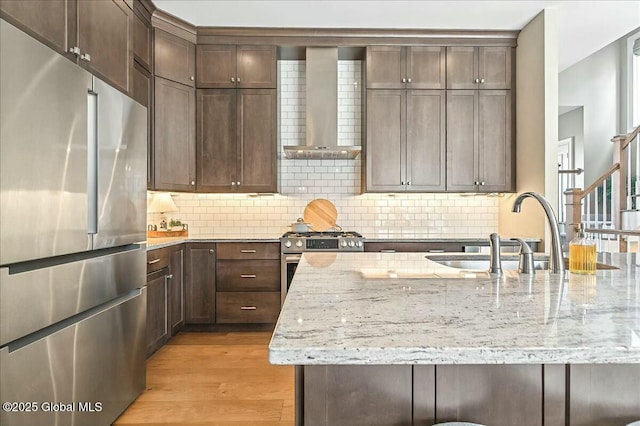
283,47,361,160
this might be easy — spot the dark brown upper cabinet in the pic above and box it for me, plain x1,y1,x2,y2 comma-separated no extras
446,90,514,192
0,0,76,60
154,28,195,87
1,0,133,94
154,76,196,192
446,46,512,90
196,89,277,193
365,90,446,192
133,2,152,72
366,46,446,90
196,44,277,89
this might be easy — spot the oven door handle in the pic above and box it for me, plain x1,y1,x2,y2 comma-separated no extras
284,255,302,263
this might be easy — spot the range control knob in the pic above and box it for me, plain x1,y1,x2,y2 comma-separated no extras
340,240,348,247
348,240,355,247
295,240,303,248
355,241,362,247
284,240,292,248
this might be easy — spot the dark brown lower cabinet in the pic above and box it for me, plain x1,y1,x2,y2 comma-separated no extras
185,243,216,324
298,364,640,426
146,267,169,357
169,246,185,334
215,292,280,324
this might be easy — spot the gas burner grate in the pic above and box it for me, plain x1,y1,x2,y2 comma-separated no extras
282,231,363,238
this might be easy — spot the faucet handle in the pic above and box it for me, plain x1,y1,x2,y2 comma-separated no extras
510,238,535,274
510,238,533,254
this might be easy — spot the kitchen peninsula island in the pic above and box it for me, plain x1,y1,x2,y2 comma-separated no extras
269,252,640,426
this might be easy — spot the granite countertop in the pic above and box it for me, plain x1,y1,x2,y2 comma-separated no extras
269,252,640,365
146,235,281,249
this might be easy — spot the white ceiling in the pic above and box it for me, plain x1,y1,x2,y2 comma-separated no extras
154,0,640,71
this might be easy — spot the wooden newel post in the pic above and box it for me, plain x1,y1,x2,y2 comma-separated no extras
564,188,583,245
612,134,627,252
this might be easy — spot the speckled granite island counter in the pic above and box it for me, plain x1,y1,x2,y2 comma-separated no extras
269,252,640,426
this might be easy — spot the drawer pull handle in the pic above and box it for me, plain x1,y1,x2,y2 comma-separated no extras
240,306,257,310
147,259,161,264
240,250,257,253
241,274,257,278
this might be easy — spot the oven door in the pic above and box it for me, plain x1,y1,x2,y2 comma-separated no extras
281,254,301,306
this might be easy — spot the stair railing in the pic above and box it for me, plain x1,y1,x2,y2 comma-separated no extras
565,125,640,252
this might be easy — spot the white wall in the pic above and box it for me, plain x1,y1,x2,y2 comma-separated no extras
558,40,621,185
498,8,559,251
558,107,585,188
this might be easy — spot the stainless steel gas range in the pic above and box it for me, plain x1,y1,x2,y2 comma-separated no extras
280,231,364,305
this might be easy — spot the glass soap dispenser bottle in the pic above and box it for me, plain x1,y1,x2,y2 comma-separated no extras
569,223,596,274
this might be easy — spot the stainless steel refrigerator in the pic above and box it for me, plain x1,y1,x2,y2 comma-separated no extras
0,19,147,426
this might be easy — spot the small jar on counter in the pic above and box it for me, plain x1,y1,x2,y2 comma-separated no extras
569,223,596,274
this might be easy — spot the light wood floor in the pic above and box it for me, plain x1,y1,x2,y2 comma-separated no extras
114,332,294,425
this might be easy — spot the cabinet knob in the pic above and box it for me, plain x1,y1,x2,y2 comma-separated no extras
190,76,194,81
237,181,241,186
407,78,412,83
480,181,485,186
407,181,412,186
209,249,214,254
191,180,195,185
480,78,485,84
474,78,480,84
231,181,236,186
474,180,479,185
80,53,91,62
402,78,406,83
237,77,241,83
231,77,235,82
401,181,405,185
166,274,173,279
69,46,81,56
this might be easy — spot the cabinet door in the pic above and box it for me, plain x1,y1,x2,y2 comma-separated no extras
237,89,277,192
169,247,185,335
237,45,277,88
366,46,405,89
133,6,151,71
406,90,446,191
154,77,196,192
569,364,640,425
446,90,478,191
407,47,446,89
446,46,478,89
196,89,237,192
365,90,405,191
435,365,543,426
154,29,195,87
196,44,236,88
185,244,216,324
0,0,76,60
478,90,513,192
77,0,132,94
146,268,169,357
478,46,512,89
132,62,153,189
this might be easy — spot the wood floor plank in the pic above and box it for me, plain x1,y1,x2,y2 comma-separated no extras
114,331,294,425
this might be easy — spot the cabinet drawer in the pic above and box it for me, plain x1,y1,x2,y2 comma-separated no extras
216,292,280,324
217,260,280,291
147,248,170,273
216,242,279,260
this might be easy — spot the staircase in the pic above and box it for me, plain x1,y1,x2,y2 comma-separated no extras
562,125,640,252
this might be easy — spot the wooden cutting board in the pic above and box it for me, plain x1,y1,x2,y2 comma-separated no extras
303,199,338,232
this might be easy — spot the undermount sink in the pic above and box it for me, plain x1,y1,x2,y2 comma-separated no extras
431,259,550,271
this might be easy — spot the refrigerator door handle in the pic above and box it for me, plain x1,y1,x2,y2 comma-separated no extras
87,89,98,236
